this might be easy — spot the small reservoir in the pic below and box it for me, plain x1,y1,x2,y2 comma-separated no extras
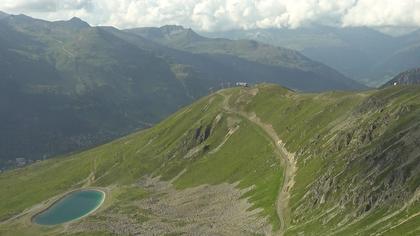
33,189,105,225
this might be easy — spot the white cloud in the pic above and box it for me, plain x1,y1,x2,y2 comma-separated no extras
0,0,420,31
342,0,420,27
0,0,97,24
0,0,93,12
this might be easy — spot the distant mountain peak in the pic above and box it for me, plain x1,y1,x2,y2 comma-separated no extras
160,25,186,32
126,25,205,44
159,25,201,39
67,16,90,27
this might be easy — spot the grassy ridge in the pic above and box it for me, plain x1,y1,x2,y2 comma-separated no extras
240,85,420,235
0,84,419,235
0,91,284,234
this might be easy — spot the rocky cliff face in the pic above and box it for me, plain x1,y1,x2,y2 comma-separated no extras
383,67,420,87
290,91,420,234
236,85,420,235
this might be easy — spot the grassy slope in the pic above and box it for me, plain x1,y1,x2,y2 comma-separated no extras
0,84,419,235
0,91,283,234
0,15,198,166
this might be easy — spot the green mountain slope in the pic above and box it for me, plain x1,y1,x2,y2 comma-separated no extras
0,14,196,168
0,14,363,169
127,26,364,91
0,84,418,235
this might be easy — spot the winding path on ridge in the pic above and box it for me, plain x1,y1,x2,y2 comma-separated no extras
218,88,296,236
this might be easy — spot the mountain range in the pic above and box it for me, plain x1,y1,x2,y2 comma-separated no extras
0,12,363,168
204,25,420,87
0,10,419,236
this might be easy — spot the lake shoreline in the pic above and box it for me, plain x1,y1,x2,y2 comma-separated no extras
31,188,106,226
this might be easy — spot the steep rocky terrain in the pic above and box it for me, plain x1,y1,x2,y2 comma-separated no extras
382,67,420,87
0,84,418,235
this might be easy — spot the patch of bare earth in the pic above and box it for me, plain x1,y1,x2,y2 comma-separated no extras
72,177,272,235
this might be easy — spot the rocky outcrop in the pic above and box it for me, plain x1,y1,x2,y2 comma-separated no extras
293,95,420,229
383,67,420,87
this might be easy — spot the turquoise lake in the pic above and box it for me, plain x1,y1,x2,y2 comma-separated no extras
33,189,105,225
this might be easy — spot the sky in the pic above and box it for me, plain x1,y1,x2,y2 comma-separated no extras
1,0,420,31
